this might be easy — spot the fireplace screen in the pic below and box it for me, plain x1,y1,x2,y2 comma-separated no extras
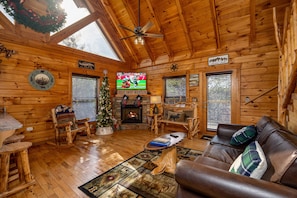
121,105,142,123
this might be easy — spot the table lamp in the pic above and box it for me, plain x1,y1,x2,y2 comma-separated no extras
150,96,162,114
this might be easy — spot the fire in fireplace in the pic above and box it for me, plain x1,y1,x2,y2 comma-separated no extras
121,104,143,123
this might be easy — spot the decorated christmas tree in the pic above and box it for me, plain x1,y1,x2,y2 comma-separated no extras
96,70,113,128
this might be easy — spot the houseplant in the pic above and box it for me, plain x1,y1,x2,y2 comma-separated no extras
96,70,113,135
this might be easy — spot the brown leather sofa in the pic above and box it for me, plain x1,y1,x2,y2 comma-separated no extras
175,116,297,198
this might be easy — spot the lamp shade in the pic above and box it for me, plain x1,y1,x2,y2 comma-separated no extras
150,96,162,104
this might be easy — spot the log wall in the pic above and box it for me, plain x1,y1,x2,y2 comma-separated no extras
0,35,126,144
139,46,279,131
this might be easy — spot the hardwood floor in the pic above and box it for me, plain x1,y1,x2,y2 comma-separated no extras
8,129,209,198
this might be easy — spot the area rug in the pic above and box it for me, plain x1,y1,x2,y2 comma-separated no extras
78,146,203,198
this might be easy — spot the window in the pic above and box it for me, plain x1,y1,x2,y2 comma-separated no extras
59,22,119,60
0,5,14,24
59,0,120,61
164,76,186,103
206,72,231,130
72,75,98,121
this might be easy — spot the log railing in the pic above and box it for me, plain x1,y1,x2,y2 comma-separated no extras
274,0,297,123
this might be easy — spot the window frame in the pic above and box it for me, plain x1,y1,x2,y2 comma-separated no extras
163,71,190,103
71,73,100,122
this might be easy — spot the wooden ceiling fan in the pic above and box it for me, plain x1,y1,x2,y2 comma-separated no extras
119,0,163,44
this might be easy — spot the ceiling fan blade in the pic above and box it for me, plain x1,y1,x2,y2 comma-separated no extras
120,35,137,40
141,21,153,33
119,24,135,33
143,33,164,38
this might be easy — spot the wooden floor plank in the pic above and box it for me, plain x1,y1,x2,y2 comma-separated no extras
6,129,209,198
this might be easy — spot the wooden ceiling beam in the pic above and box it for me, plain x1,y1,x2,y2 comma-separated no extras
98,0,139,64
49,11,100,43
145,0,172,59
249,0,256,44
209,0,221,49
175,0,193,55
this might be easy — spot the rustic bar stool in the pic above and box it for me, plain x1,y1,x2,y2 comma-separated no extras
0,142,35,197
3,134,25,145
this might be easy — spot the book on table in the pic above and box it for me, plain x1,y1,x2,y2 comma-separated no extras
149,137,171,147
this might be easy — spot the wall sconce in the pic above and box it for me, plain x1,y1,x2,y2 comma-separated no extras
170,63,178,72
150,96,162,114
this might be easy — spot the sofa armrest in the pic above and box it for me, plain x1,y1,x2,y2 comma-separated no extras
175,160,297,198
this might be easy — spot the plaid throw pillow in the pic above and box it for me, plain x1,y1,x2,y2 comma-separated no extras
229,141,267,179
230,125,257,145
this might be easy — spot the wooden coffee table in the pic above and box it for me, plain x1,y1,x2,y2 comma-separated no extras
144,132,186,175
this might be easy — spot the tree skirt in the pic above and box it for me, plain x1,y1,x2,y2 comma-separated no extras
96,126,113,135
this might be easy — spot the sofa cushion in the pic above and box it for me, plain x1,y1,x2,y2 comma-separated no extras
194,156,231,171
202,143,243,164
259,129,297,187
230,125,257,146
229,141,267,179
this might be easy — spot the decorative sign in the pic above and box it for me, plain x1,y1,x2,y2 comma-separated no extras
28,69,55,90
189,74,199,87
208,54,229,66
78,60,95,70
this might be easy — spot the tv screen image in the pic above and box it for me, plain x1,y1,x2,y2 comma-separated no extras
116,72,147,90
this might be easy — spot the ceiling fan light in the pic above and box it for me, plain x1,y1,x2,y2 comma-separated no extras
140,38,145,45
134,38,139,44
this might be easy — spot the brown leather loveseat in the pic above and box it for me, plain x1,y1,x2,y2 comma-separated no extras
175,116,297,197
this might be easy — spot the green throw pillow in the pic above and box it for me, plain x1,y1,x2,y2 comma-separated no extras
230,125,257,145
229,141,267,179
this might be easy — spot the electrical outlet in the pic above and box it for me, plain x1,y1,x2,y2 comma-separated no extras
26,127,33,132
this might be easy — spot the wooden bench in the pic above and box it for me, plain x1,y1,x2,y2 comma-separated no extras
156,102,200,139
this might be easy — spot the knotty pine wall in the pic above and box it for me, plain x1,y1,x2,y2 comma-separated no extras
139,45,280,132
0,36,126,144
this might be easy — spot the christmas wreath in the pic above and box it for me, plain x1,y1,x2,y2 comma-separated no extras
0,0,66,33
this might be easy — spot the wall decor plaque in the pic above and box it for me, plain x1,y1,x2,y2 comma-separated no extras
208,54,229,66
78,60,95,70
28,69,55,90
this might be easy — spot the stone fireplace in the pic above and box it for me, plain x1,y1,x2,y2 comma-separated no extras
113,95,150,130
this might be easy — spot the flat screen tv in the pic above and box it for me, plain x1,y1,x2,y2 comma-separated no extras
116,72,147,90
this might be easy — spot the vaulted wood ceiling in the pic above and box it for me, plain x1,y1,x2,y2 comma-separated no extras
0,0,291,68
91,0,290,68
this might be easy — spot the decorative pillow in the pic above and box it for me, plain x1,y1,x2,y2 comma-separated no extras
167,111,185,122
229,141,267,179
55,105,77,130
230,125,257,145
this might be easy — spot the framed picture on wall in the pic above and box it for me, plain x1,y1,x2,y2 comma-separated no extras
28,69,55,90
